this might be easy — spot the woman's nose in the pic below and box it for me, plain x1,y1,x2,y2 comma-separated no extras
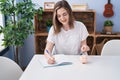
61,16,65,20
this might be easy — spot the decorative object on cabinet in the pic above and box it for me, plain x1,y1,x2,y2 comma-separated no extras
103,20,113,34
72,3,88,11
103,0,114,17
44,2,55,11
34,10,96,55
46,19,52,32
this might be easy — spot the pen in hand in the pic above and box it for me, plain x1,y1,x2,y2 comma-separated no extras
45,49,55,64
46,49,52,56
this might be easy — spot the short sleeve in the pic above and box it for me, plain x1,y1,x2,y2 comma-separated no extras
81,23,89,41
47,26,55,44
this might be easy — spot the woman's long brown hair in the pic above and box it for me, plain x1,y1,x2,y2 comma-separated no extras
53,0,75,34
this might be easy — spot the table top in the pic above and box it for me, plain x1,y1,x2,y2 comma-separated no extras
19,55,120,80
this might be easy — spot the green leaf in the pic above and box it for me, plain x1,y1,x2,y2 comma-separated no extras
0,0,40,47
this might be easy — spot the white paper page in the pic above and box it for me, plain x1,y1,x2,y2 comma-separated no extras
39,55,73,68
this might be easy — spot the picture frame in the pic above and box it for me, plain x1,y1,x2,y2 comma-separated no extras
44,2,55,11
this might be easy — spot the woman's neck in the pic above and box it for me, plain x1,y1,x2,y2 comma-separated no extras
63,24,70,31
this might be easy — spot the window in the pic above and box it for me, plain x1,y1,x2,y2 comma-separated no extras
0,12,5,52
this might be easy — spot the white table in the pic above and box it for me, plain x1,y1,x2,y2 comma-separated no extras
19,55,120,80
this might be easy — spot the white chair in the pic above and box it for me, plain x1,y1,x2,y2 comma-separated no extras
0,56,23,80
101,39,120,56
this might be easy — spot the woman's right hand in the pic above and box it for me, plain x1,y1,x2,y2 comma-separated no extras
44,52,56,64
44,41,55,64
47,56,56,64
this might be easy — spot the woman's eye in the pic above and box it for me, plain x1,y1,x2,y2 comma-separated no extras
57,12,68,18
57,15,61,18
63,13,67,16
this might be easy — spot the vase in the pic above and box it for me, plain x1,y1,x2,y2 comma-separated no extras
47,26,51,32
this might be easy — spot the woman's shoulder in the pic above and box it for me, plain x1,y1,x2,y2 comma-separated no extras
74,21,85,29
49,26,54,33
74,21,84,25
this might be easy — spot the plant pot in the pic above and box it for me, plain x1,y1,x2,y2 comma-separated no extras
104,26,112,34
47,26,51,32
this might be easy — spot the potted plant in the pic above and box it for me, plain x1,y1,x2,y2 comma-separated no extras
0,0,42,64
46,19,52,32
104,20,113,34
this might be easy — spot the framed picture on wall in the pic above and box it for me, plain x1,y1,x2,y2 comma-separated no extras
44,2,55,11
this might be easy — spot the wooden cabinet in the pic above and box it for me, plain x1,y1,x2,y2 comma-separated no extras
34,10,120,55
34,10,96,54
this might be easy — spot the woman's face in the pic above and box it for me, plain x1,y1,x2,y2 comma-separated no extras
57,8,69,25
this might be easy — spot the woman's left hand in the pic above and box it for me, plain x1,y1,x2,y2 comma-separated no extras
81,45,90,52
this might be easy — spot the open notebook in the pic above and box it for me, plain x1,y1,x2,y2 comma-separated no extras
39,55,73,68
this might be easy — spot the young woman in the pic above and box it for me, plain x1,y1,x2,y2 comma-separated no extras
44,0,90,64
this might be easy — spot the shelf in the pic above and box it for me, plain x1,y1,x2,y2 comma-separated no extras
96,33,120,37
73,10,95,12
35,32,48,36
44,9,95,12
35,32,95,37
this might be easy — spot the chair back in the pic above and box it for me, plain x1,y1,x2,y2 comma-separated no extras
0,56,23,80
101,39,120,56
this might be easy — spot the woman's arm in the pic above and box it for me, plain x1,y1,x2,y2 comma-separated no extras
44,41,56,64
